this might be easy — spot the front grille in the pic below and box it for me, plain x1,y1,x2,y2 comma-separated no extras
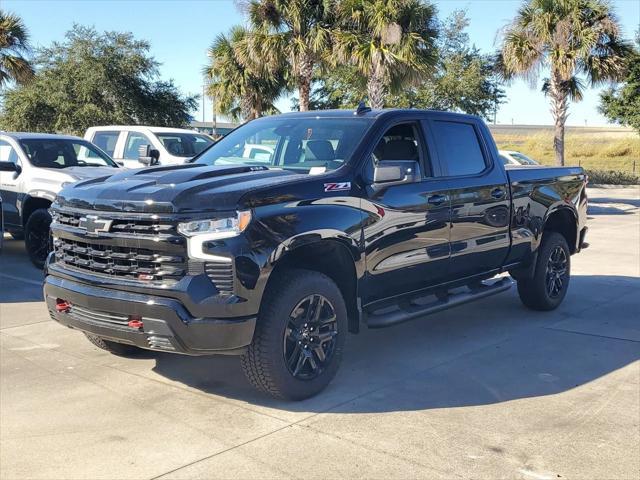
55,211,177,237
53,237,186,282
205,262,234,294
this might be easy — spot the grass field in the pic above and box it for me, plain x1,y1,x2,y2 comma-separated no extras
491,126,639,174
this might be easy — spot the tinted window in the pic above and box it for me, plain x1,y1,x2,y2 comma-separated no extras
92,131,119,157
430,121,486,176
372,123,431,176
155,133,213,157
18,139,118,168
124,132,152,160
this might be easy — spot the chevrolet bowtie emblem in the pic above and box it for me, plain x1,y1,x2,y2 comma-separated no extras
78,215,112,235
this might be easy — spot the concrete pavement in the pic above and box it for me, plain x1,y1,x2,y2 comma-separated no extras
1,187,638,479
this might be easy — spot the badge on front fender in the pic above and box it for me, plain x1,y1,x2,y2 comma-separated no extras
324,182,351,192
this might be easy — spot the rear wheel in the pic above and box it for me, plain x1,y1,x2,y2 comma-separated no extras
84,333,143,356
241,269,347,400
25,208,52,269
517,232,571,311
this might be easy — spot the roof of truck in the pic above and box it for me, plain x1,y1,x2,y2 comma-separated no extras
0,132,84,141
263,108,481,122
85,126,202,134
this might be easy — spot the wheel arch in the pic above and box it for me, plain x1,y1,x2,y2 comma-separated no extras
267,238,362,334
543,206,578,254
22,192,55,227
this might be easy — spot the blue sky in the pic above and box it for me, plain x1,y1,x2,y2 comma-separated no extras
5,0,639,126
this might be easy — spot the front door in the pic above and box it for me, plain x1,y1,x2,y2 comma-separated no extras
361,122,451,305
426,118,510,279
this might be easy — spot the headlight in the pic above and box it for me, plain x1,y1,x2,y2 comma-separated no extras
178,211,251,239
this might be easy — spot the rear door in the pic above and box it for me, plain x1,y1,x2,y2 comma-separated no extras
426,116,510,279
362,119,451,304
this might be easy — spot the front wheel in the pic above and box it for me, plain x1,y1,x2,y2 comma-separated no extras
25,208,52,269
517,231,571,311
241,269,347,400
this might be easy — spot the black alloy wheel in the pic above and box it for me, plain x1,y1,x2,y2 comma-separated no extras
283,294,339,380
25,208,52,269
545,246,568,298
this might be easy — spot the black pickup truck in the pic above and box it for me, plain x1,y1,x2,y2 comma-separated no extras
44,108,588,400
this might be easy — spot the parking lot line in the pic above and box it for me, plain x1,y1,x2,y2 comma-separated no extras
0,273,43,287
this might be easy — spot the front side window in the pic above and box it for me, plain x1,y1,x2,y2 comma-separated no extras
18,139,118,169
430,121,486,176
155,133,214,157
123,132,153,160
372,123,431,176
91,131,120,157
0,139,19,164
193,117,373,174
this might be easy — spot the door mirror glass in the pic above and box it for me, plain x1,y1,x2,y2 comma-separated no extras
0,161,20,173
138,145,160,166
371,160,420,185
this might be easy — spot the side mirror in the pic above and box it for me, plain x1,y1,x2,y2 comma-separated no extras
0,161,20,174
138,145,160,166
370,160,420,186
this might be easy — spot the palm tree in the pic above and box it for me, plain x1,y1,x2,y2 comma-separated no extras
204,25,284,121
244,0,333,111
334,0,438,109
499,0,631,165
0,10,34,88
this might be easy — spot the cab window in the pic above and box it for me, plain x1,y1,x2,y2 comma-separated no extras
372,123,431,177
123,132,152,160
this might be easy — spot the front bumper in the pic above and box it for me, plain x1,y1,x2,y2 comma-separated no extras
44,274,256,355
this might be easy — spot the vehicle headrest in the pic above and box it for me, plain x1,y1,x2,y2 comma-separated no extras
32,148,59,166
305,140,335,161
164,139,184,156
382,139,417,161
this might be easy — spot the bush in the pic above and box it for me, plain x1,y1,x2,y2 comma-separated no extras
585,169,640,185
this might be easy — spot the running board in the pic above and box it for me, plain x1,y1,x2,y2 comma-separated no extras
364,276,514,329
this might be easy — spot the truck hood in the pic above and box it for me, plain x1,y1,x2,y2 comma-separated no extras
54,164,301,213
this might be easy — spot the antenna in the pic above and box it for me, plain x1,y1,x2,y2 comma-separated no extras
355,101,372,115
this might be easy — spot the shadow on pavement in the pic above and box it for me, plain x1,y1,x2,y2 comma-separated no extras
587,195,640,215
150,274,640,413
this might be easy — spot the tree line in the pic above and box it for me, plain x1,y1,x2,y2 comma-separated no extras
1,1,638,166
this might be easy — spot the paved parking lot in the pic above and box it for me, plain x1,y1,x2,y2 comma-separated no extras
1,187,638,480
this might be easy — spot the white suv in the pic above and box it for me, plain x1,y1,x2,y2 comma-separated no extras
85,126,214,168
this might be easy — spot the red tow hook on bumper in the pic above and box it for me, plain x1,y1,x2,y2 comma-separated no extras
55,299,72,313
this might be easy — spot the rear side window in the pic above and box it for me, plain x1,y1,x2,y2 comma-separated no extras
91,131,119,157
430,121,486,176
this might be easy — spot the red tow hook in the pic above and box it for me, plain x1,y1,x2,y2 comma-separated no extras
55,299,72,313
127,316,144,330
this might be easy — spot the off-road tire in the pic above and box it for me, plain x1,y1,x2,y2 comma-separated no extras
25,208,52,269
517,231,571,311
241,269,347,400
84,333,143,356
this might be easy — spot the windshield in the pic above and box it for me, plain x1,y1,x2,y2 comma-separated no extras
192,117,373,173
19,139,118,168
155,132,214,157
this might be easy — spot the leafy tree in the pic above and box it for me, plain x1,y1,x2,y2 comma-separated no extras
205,25,285,121
499,0,631,165
0,25,196,135
0,10,34,88
333,0,438,108
295,10,505,119
244,0,333,111
599,35,640,132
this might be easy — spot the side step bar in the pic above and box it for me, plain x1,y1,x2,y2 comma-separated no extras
365,276,514,329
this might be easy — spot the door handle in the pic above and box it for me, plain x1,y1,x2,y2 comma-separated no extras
427,194,447,206
491,188,505,199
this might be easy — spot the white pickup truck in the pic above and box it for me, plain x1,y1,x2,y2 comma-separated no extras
84,126,214,168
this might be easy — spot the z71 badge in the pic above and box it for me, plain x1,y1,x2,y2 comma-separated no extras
324,182,351,192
